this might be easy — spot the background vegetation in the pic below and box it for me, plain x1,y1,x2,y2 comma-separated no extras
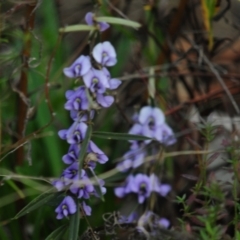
1,0,240,239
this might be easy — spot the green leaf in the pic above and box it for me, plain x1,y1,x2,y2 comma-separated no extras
78,125,92,172
95,17,141,28
85,168,104,201
14,188,57,219
59,24,95,33
45,224,68,240
92,131,152,141
69,204,80,240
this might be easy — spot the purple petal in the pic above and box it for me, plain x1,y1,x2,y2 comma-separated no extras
52,179,65,191
96,94,114,108
109,78,122,90
114,187,126,198
158,184,171,197
92,43,103,65
58,129,67,140
152,108,165,126
138,106,153,125
128,123,143,135
85,12,94,26
159,218,170,228
102,41,116,59
65,196,77,214
63,67,75,78
98,22,110,31
82,201,92,216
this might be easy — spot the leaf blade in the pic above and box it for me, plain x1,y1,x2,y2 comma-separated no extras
45,224,68,240
95,17,141,28
68,203,80,240
59,24,95,33
14,188,57,219
92,131,151,141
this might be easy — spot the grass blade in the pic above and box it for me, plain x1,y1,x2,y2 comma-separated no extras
92,131,151,141
68,203,80,240
45,224,68,240
95,17,141,28
14,188,56,219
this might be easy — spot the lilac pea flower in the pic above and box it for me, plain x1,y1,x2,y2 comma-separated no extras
64,86,89,111
92,41,117,67
85,12,109,32
161,123,176,146
130,174,151,204
93,178,106,198
62,144,80,165
63,55,91,78
139,106,165,126
149,174,171,197
52,179,65,191
87,141,108,164
114,175,134,198
62,162,80,184
59,121,88,144
119,212,138,224
81,201,92,216
129,123,151,145
102,67,122,90
70,110,95,122
96,93,114,108
139,106,165,141
159,218,170,228
83,68,109,92
55,196,77,219
70,175,94,199
117,149,145,172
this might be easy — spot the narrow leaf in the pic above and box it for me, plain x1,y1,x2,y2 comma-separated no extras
69,203,80,240
92,131,151,141
59,25,95,33
14,188,57,219
95,17,141,28
45,224,68,240
181,174,198,181
85,168,104,201
79,125,92,172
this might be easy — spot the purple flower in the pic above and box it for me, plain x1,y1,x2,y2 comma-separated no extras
93,178,107,198
117,149,145,172
114,175,134,198
81,201,92,216
58,121,88,144
83,68,109,93
70,110,94,122
159,218,170,228
85,12,109,32
96,93,114,108
62,144,80,164
52,179,65,191
138,106,165,141
119,212,138,223
92,41,117,67
87,141,108,164
64,86,89,111
149,174,171,197
130,174,151,204
102,67,122,90
55,196,77,219
62,162,80,184
70,175,94,199
161,123,176,146
128,123,150,145
63,55,91,78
